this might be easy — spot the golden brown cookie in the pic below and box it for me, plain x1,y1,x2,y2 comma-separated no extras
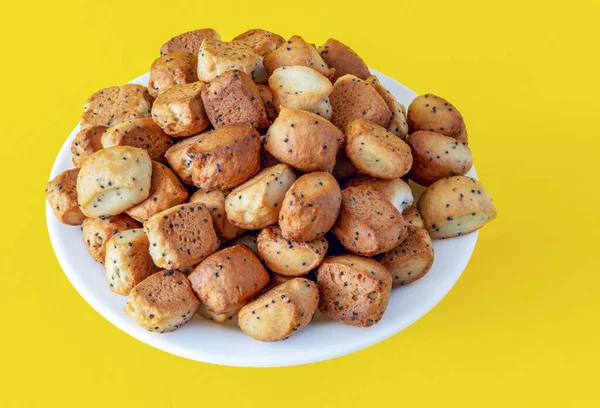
45,168,86,226
151,81,210,137
80,84,153,129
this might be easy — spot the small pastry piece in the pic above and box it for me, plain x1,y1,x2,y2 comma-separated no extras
417,176,497,239
126,161,189,222
316,254,392,327
345,176,413,212
148,52,198,98
226,233,259,255
165,123,261,189
101,118,174,164
45,168,86,225
232,29,285,57
367,75,409,138
376,227,434,287
190,188,245,241
151,82,210,137
160,28,221,55
263,35,334,79
81,214,141,263
125,270,200,333
278,172,341,242
197,303,236,323
80,84,153,129
406,131,473,186
345,119,413,179
188,245,270,314
264,106,344,173
268,66,333,119
329,74,390,131
318,38,370,82
201,70,269,130
77,146,152,218
332,150,358,180
197,38,267,83
71,125,106,167
257,225,328,276
407,94,468,144
402,205,425,229
105,229,158,295
238,278,319,342
225,164,297,230
257,85,278,122
144,203,220,269
333,185,407,256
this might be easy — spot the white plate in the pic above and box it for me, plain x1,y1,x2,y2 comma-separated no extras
47,70,477,367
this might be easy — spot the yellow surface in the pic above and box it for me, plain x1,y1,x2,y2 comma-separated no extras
0,0,598,406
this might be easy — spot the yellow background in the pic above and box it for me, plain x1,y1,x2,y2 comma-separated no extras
1,0,598,406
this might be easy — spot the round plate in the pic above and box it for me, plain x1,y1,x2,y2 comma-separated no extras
47,70,478,367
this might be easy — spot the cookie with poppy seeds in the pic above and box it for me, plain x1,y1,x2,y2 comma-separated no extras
316,254,392,327
329,75,391,131
77,146,152,218
81,214,141,263
318,38,370,82
225,163,296,230
201,70,269,130
269,66,333,119
407,94,468,144
197,38,267,83
238,278,319,342
197,302,236,323
125,270,200,333
80,84,153,129
345,119,413,179
160,28,221,55
232,29,285,57
126,161,189,222
101,118,174,164
144,203,220,269
151,81,211,137
46,168,86,226
333,185,407,256
190,188,245,241
263,35,334,79
376,227,434,287
278,172,341,242
345,175,413,213
402,205,425,230
188,245,270,314
258,225,328,277
71,125,106,167
417,176,497,239
367,75,409,139
264,106,344,173
105,229,158,295
406,130,473,186
165,123,261,189
148,52,198,98
257,85,278,122
225,232,259,255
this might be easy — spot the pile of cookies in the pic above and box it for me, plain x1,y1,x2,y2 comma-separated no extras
46,28,497,342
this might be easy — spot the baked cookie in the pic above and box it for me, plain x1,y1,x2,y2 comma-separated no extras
278,172,341,242
105,228,158,295
81,214,141,263
144,203,220,269
45,168,86,225
197,38,267,83
80,84,153,129
71,125,106,167
264,106,344,173
160,28,221,55
232,29,285,56
165,123,261,189
406,94,468,144
318,38,370,82
367,75,409,138
190,188,245,241
316,254,392,327
101,118,174,164
125,270,200,333
201,70,269,130
126,161,189,222
263,35,334,79
402,205,425,229
77,146,152,218
238,278,318,342
151,81,211,137
148,52,198,98
345,175,413,212
188,245,270,314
